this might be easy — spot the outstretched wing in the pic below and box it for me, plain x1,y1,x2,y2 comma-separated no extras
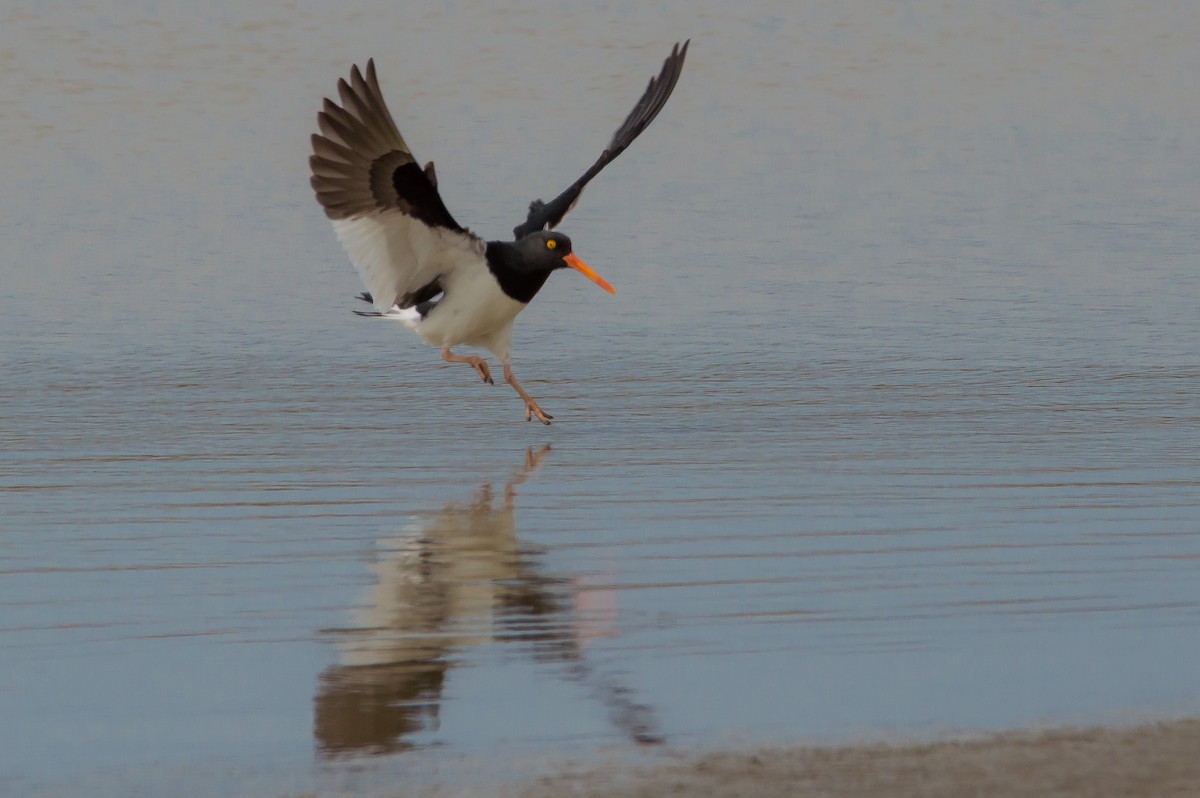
512,41,689,240
311,59,485,312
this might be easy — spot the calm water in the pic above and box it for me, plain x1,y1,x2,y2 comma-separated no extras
3,1,1200,795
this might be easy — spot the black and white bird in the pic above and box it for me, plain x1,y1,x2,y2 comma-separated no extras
310,42,689,424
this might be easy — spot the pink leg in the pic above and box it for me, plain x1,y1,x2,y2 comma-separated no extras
503,360,552,425
441,347,493,385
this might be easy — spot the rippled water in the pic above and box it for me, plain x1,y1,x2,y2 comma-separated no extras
3,1,1200,795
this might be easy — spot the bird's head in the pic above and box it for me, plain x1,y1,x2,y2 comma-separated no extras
517,231,615,294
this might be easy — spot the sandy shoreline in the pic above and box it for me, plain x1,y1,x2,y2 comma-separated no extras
410,718,1200,798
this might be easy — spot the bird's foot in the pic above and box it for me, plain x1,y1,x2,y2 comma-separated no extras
523,399,553,425
472,359,494,385
441,348,493,384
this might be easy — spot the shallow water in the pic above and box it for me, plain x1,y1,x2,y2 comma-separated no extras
3,1,1200,795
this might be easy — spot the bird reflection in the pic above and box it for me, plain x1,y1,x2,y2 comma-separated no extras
314,445,660,758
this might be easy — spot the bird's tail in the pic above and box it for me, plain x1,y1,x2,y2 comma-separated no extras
352,292,420,329
352,292,383,316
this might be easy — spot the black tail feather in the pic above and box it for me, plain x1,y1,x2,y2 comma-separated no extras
353,292,382,316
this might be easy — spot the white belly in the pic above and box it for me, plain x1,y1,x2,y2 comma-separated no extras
413,268,527,358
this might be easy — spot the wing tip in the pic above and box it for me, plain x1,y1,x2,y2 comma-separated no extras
512,40,688,239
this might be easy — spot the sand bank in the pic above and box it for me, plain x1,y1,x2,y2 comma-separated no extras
415,718,1200,798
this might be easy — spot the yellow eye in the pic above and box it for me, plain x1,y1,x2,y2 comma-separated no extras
546,239,557,250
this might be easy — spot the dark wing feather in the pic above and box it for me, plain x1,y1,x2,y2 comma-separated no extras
512,41,689,240
310,59,464,233
311,60,487,313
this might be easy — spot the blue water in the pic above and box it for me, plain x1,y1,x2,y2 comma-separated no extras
2,2,1199,795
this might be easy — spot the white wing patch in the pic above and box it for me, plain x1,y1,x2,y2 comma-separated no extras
333,210,486,313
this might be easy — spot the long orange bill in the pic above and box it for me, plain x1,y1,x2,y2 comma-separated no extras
564,252,615,294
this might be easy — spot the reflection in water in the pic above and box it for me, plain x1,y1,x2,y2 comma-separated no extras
314,446,660,757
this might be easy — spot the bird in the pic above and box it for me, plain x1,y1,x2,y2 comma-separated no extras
310,41,689,424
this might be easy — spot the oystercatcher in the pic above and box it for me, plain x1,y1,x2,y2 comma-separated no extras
310,42,688,424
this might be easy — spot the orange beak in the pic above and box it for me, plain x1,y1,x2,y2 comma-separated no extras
564,252,615,295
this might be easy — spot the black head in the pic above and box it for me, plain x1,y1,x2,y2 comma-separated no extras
514,231,614,293
487,231,614,304
514,231,575,271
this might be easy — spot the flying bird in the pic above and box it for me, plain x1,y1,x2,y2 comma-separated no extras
310,41,689,424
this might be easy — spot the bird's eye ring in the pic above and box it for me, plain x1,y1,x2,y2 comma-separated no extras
546,239,557,250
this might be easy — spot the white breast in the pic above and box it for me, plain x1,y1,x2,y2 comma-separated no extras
413,267,527,359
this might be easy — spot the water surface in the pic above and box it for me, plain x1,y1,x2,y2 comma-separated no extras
2,2,1199,795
